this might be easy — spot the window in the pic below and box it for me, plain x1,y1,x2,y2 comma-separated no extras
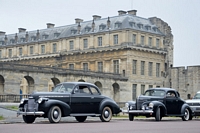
115,22,121,28
113,60,119,74
10,39,15,44
69,64,74,70
19,48,22,56
114,35,118,45
0,41,4,45
90,86,100,95
148,37,152,46
129,22,135,27
156,39,160,48
149,85,153,89
9,49,12,57
156,63,160,77
132,34,136,44
20,38,25,42
99,25,105,30
54,33,60,38
83,63,88,71
132,60,137,74
41,45,45,54
30,46,33,55
43,35,48,40
132,84,137,100
31,36,36,41
148,62,153,76
141,36,144,45
141,61,145,75
53,43,57,53
141,85,145,95
85,27,91,32
98,62,103,72
0,50,2,58
71,30,77,34
70,41,74,50
98,37,102,46
83,39,88,48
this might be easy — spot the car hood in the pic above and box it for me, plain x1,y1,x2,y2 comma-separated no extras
29,92,71,100
186,99,200,103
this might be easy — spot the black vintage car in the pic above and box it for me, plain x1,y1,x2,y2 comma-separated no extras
17,82,121,123
122,88,193,121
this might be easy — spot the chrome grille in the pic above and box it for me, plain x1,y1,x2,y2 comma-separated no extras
188,103,200,106
27,98,38,112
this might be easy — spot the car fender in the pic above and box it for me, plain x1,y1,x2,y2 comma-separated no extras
39,99,71,117
99,99,121,114
150,101,167,115
181,103,193,116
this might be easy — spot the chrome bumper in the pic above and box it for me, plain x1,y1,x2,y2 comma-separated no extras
17,111,44,116
122,109,153,114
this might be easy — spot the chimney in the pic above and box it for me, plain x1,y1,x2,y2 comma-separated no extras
18,28,26,33
47,23,55,28
92,15,101,20
75,18,83,24
127,10,137,15
0,31,6,36
118,10,127,16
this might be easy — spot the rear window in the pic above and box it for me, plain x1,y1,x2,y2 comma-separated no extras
194,93,200,99
144,90,165,97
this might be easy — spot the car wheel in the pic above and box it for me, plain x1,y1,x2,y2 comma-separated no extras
182,108,190,121
23,115,36,124
48,106,62,123
100,106,112,122
129,114,134,121
155,107,161,121
75,116,87,122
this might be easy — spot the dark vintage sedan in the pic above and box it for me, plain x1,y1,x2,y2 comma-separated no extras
17,82,121,123
122,88,193,121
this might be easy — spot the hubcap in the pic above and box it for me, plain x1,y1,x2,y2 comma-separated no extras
53,110,59,118
104,110,109,118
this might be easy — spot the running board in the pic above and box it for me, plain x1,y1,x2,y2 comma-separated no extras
70,113,101,117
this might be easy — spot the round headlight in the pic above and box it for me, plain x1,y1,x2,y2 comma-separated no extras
37,98,43,104
20,98,25,104
142,105,145,110
149,102,154,108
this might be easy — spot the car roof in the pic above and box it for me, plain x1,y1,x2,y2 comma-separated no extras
148,88,177,92
57,82,97,87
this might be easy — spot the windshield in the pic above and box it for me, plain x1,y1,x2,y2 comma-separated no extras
144,90,165,97
193,93,200,99
52,83,75,93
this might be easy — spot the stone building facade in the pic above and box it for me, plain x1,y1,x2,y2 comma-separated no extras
0,10,176,102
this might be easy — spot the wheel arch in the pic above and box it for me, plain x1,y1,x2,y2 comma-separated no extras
99,99,120,115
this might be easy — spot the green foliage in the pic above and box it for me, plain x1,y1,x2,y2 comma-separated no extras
5,106,18,111
0,115,4,120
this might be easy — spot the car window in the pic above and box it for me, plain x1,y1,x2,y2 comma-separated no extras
74,85,91,94
63,83,74,93
144,90,165,97
90,86,100,95
166,91,176,97
52,84,62,92
193,93,200,99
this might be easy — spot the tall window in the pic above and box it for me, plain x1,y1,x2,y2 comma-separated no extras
53,43,57,53
132,84,137,100
148,37,152,46
69,64,74,70
113,35,118,45
132,60,137,74
149,85,153,89
83,63,88,71
156,63,160,77
141,61,145,75
9,49,12,57
141,36,144,45
98,62,103,72
30,46,33,55
83,39,88,48
148,62,153,76
98,37,102,46
0,50,2,58
70,40,74,50
19,48,22,56
141,85,145,95
113,60,119,74
132,34,136,44
156,39,160,48
41,45,45,54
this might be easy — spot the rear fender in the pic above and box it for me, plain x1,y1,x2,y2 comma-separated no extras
99,99,121,114
181,103,193,116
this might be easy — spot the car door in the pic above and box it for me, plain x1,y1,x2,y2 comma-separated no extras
165,91,182,114
70,84,93,113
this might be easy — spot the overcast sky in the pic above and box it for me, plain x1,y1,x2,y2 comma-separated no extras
0,0,200,67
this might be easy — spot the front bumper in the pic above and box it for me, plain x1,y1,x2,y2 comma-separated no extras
122,109,153,114
17,111,44,116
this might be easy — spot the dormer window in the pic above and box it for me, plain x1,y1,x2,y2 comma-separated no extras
115,22,122,28
153,27,158,32
54,33,60,38
42,35,49,39
129,22,135,27
145,25,151,31
85,27,91,33
20,38,25,42
31,36,36,41
0,41,4,45
71,29,77,35
99,24,106,30
137,23,143,29
10,39,15,44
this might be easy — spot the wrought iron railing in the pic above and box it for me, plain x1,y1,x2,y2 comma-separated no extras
0,94,29,103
